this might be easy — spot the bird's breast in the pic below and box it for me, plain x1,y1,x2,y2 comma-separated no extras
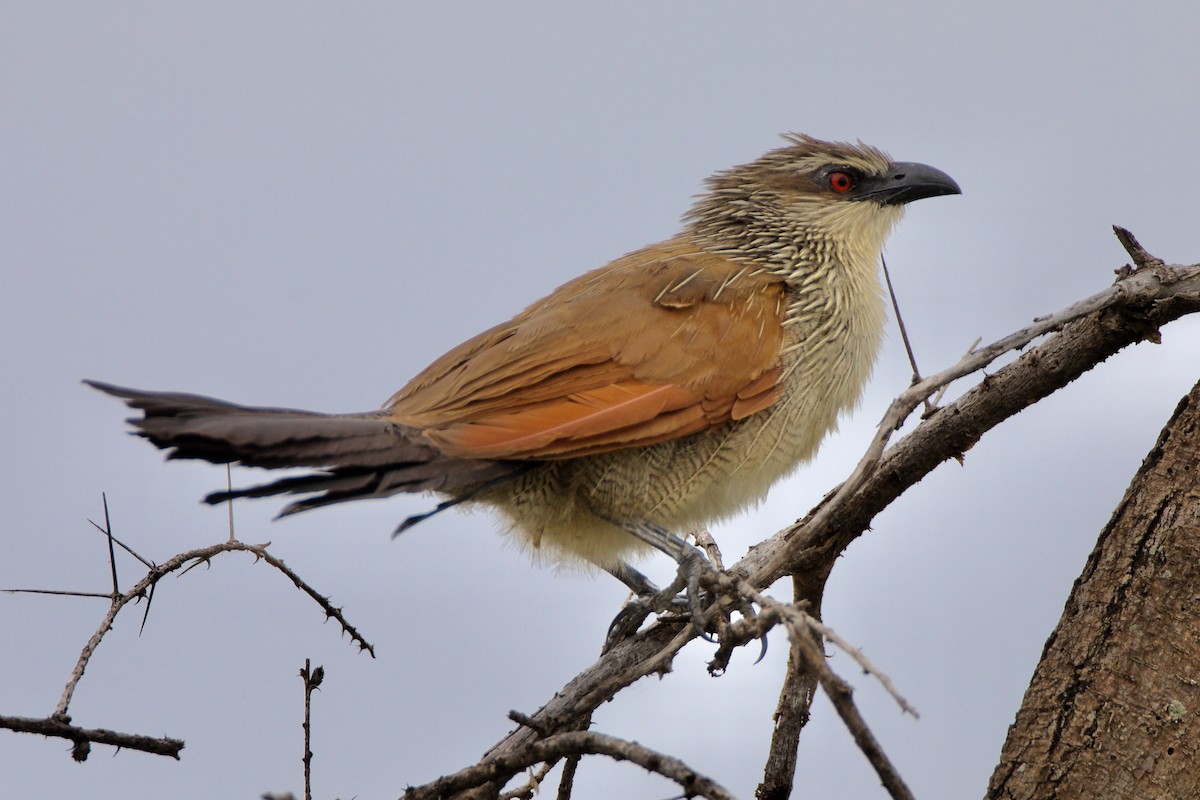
483,258,887,568
641,271,887,525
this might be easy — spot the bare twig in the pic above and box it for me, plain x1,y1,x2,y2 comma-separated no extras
300,660,324,800
0,713,184,760
744,584,915,799
753,248,1200,583
53,541,250,720
46,538,370,722
804,613,917,718
735,580,916,718
819,669,916,800
402,729,735,800
559,562,915,800
3,504,374,761
254,548,375,657
658,568,918,799
881,253,925,388
554,756,580,800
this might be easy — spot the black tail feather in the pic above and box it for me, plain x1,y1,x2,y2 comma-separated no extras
87,380,529,521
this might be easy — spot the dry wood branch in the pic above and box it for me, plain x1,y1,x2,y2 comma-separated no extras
52,540,273,719
552,757,578,800
746,243,1200,586
300,660,324,800
403,728,735,800
0,714,184,760
467,234,1200,789
713,574,916,799
758,627,818,800
819,672,915,800
50,539,373,721
3,514,373,761
254,548,376,657
805,612,916,718
757,592,915,718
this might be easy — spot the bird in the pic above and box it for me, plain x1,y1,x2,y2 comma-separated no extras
88,134,959,597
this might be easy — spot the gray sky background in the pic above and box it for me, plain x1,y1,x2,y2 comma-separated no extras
4,4,1199,798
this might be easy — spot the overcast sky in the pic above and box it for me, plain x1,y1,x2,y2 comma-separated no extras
3,4,1199,799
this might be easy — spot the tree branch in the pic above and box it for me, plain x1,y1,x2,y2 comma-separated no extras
404,727,735,800
3,519,373,760
718,573,917,799
0,714,184,760
463,234,1200,789
746,246,1200,586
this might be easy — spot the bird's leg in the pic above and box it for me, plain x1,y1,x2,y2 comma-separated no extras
604,561,661,597
615,518,705,564
601,518,719,646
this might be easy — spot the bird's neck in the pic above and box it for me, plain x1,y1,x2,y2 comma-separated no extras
684,192,903,286
685,195,897,392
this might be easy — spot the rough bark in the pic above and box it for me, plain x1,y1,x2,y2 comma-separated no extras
756,574,828,800
988,378,1200,799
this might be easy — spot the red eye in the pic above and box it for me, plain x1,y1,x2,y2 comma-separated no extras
829,171,855,193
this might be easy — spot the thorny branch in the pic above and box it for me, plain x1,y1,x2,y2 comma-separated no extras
2,507,373,760
300,659,324,800
0,714,185,761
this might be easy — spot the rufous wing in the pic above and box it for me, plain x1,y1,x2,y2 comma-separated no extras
385,237,787,460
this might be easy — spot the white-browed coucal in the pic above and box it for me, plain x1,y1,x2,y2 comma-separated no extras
89,134,959,592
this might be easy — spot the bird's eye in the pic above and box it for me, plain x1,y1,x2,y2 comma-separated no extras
828,170,856,193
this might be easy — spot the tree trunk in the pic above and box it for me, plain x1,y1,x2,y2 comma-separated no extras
988,378,1200,798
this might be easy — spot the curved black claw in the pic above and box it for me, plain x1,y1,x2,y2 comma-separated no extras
603,570,690,652
754,634,769,664
604,597,654,649
731,592,769,663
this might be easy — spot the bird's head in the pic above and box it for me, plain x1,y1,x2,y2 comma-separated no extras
686,134,960,278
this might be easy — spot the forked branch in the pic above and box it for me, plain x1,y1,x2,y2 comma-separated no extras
403,725,735,800
458,231,1200,796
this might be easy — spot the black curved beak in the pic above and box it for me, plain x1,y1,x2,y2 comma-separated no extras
854,161,961,206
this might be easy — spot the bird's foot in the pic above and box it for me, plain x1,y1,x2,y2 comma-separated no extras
603,566,690,652
599,519,765,660
602,548,722,652
603,565,769,668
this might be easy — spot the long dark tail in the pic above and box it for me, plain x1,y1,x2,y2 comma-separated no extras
85,380,525,519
